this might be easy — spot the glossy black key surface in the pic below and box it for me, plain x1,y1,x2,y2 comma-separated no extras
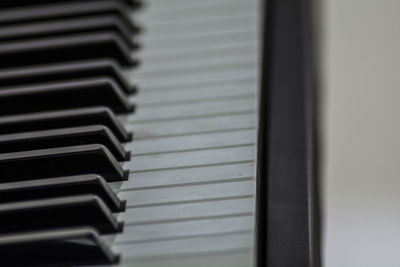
0,227,120,266
0,15,138,48
0,175,125,212
0,144,129,182
0,125,130,161
0,1,135,29
0,0,138,265
0,32,136,69
0,59,136,95
0,78,134,115
0,107,132,142
0,195,123,234
0,0,141,8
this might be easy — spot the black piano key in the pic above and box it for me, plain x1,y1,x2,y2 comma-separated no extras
0,195,123,234
0,15,138,48
0,107,132,142
0,32,137,69
0,125,130,161
0,144,129,182
0,78,134,115
0,174,124,212
0,59,136,95
0,0,138,264
0,227,119,266
0,0,140,9
0,1,135,31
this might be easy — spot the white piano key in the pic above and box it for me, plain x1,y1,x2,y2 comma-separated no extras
118,162,255,190
118,197,255,224
136,73,257,93
134,68,258,90
129,98,256,123
120,250,253,267
127,129,256,154
139,1,257,23
117,215,254,243
127,75,255,93
126,113,257,139
143,16,257,38
143,30,256,50
134,81,256,104
145,0,257,11
114,232,253,260
126,146,255,172
118,180,255,206
134,55,258,78
137,43,257,63
146,14,253,27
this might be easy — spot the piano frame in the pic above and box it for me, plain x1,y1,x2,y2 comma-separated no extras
256,0,320,266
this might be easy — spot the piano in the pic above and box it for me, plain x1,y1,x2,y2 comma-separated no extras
0,0,318,266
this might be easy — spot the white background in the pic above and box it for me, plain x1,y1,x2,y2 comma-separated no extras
321,0,400,266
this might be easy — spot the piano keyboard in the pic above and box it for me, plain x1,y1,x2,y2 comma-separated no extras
0,0,261,266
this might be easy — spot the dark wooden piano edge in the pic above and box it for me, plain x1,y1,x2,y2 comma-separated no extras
255,0,321,266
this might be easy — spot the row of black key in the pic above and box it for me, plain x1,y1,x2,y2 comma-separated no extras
0,1,141,266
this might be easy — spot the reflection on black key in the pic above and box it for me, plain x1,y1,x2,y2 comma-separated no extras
0,195,123,234
0,174,125,212
0,0,140,8
0,32,136,68
0,107,132,142
0,15,138,48
0,78,134,115
0,59,136,95
0,144,129,182
0,125,130,161
0,1,135,29
0,227,120,266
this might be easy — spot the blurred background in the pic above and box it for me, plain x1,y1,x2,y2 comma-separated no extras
321,0,400,266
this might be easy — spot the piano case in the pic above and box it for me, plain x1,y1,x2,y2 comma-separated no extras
256,0,320,266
